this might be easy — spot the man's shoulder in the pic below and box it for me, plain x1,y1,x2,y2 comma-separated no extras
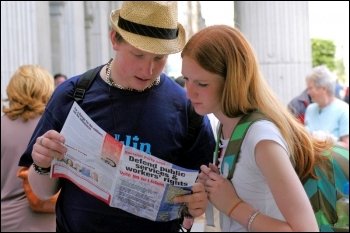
158,74,187,98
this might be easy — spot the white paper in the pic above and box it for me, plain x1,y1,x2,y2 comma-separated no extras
51,102,198,221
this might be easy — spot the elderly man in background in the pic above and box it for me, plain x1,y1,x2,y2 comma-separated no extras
304,65,349,148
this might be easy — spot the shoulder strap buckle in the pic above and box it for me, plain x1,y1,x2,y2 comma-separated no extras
73,88,86,102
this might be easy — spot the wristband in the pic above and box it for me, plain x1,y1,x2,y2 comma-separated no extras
33,163,51,175
247,210,260,232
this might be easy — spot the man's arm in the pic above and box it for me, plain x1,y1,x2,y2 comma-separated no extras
28,164,60,200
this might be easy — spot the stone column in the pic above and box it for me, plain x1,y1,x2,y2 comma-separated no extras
1,1,51,100
235,1,311,105
84,1,111,69
49,1,65,75
50,1,87,77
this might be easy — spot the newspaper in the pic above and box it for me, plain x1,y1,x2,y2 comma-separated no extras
51,102,198,222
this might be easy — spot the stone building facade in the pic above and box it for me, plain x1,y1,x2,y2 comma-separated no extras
1,1,310,106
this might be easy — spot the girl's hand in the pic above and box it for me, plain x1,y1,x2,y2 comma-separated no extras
173,182,208,217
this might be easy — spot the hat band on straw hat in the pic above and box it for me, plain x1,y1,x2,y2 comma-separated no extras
118,16,179,40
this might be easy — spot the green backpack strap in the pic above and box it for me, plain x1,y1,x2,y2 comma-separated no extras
214,111,268,180
303,145,349,231
331,145,348,195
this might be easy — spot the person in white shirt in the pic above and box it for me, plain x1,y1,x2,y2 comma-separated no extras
179,25,330,232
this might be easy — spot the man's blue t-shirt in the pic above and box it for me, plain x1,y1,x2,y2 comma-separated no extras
19,66,215,232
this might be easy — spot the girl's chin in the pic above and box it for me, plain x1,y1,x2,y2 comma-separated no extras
192,106,208,116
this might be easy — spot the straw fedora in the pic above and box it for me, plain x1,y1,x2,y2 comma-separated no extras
110,1,186,55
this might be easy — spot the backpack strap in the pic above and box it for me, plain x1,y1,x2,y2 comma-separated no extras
304,146,349,229
331,145,349,191
73,67,101,102
214,111,267,180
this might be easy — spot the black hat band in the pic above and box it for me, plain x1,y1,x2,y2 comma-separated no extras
118,16,179,40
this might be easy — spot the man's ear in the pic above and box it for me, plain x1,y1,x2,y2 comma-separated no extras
110,31,119,51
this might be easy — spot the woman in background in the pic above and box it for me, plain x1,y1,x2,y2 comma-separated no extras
1,65,56,231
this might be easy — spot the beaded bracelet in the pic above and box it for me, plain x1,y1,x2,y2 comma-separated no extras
247,210,260,232
33,163,51,175
227,199,243,217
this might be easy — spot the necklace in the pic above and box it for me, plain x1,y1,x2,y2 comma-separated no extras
105,58,160,92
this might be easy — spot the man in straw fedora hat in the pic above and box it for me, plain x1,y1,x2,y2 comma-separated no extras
19,1,215,232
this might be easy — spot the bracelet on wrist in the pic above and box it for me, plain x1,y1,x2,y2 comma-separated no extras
227,199,243,217
32,163,51,175
247,210,260,232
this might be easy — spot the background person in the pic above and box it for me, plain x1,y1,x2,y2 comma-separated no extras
304,65,349,148
179,25,325,231
335,79,344,99
1,65,56,232
344,86,349,104
19,2,215,232
287,88,312,124
53,73,67,88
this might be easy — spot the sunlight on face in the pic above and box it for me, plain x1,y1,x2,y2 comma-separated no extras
181,56,224,116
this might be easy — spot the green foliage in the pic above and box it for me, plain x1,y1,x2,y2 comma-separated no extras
311,38,346,83
335,59,346,82
311,38,336,70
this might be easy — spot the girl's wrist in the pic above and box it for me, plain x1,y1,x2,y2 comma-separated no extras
227,199,243,217
229,201,259,230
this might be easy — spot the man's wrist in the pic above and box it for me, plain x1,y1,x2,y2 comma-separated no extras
32,163,51,175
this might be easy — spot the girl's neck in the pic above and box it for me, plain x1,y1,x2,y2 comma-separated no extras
218,116,241,139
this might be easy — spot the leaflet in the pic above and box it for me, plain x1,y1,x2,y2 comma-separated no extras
51,102,198,222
